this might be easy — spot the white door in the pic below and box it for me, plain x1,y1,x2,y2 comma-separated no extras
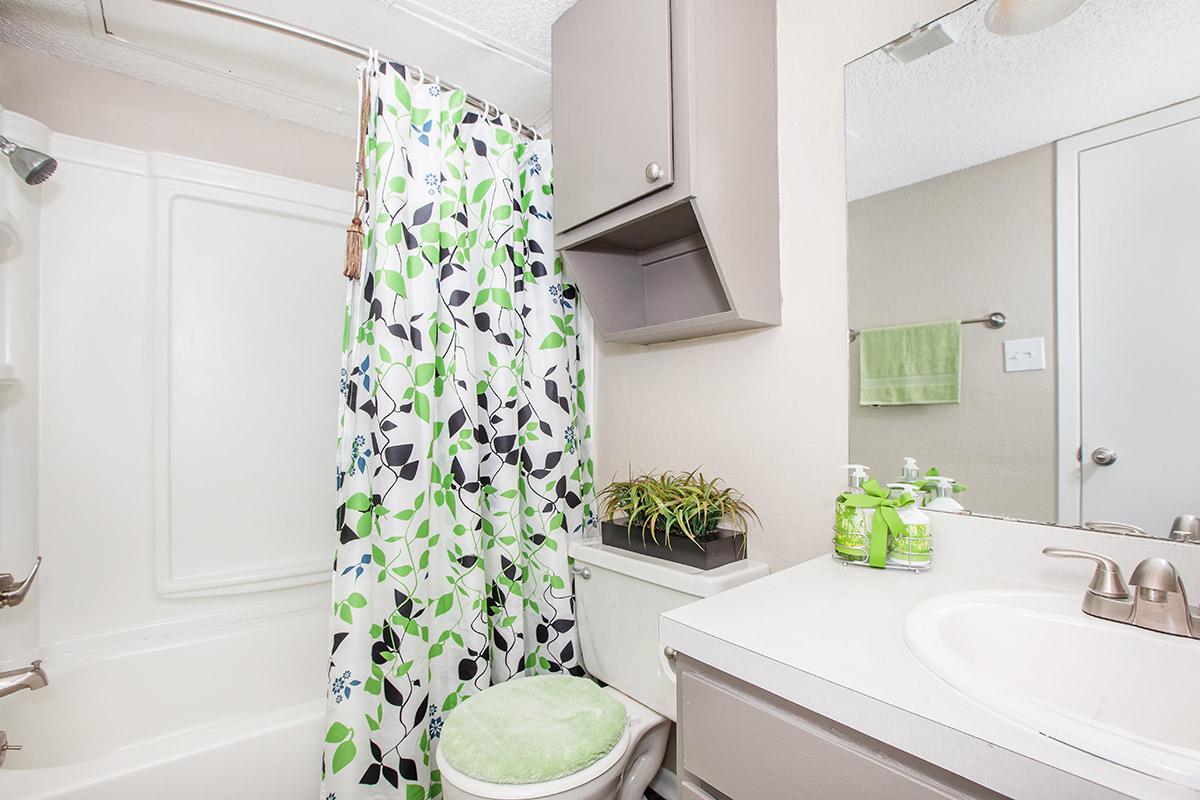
1058,98,1200,535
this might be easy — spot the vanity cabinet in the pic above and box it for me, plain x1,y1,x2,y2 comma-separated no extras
674,656,1010,800
550,0,781,344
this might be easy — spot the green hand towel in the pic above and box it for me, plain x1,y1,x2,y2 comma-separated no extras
859,320,961,406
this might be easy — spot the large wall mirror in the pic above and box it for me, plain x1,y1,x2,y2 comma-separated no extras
846,0,1200,539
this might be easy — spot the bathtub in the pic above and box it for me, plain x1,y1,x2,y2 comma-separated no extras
0,608,328,799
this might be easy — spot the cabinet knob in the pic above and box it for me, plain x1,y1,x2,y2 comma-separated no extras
644,162,663,182
1091,447,1117,466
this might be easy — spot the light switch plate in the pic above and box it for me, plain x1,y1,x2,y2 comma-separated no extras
1004,337,1045,372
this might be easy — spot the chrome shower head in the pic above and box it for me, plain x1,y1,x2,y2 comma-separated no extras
0,135,57,186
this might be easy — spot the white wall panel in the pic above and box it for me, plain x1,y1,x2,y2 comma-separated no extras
156,183,346,594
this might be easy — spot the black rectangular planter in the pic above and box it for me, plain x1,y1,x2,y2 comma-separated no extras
600,521,746,570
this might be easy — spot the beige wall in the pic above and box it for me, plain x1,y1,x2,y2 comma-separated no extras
848,146,1058,521
2,4,978,571
0,43,353,189
593,0,966,570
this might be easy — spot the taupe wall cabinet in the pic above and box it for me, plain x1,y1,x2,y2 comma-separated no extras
551,0,781,345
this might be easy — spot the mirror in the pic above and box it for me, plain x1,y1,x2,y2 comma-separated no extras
845,0,1200,539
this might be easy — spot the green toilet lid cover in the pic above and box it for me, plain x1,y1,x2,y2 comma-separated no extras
439,675,626,785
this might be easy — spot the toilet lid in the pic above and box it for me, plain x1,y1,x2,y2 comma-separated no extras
438,675,627,786
438,725,630,799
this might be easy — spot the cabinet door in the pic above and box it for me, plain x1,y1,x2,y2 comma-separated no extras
551,0,674,232
679,670,1009,800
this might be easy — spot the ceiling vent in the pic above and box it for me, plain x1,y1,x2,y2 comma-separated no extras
883,24,955,64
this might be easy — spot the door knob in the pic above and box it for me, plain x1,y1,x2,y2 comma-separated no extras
1091,447,1117,466
644,162,662,182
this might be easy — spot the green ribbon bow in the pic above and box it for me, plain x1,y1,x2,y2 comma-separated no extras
837,478,914,568
913,467,967,496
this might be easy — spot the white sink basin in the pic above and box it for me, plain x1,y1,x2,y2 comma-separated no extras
905,590,1200,789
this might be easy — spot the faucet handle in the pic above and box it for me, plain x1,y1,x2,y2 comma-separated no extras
0,731,19,768
1129,558,1184,595
1043,547,1131,599
0,557,42,608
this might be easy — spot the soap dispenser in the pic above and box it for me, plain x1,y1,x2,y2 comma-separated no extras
833,464,871,563
886,482,931,568
925,476,964,512
900,458,925,506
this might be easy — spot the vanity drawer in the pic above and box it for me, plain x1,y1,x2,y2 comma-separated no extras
678,781,722,800
679,668,1007,800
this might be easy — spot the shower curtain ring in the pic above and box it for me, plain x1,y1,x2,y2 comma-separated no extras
415,64,425,85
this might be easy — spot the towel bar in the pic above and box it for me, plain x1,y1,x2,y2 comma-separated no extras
848,312,1005,343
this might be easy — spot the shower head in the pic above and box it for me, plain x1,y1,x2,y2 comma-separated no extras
0,135,57,186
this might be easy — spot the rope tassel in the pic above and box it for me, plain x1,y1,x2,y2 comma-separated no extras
343,215,364,280
343,63,371,280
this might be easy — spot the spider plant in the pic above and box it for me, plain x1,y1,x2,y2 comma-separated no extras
598,469,758,549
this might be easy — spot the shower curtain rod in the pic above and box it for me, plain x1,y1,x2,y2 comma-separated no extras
148,0,543,140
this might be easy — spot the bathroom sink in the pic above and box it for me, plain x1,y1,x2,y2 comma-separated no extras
905,590,1200,789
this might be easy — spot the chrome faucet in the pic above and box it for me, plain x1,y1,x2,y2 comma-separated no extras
0,661,48,699
1044,547,1200,638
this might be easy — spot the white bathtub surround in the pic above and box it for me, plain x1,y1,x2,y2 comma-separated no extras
660,512,1200,800
0,109,46,661
0,110,343,795
11,109,346,653
324,61,594,799
0,609,326,799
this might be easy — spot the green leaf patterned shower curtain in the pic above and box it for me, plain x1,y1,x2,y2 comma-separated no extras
322,59,595,799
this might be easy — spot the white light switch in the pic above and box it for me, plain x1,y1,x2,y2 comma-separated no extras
1004,337,1046,372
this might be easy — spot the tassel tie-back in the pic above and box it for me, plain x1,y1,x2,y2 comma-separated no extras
837,478,914,568
344,63,371,280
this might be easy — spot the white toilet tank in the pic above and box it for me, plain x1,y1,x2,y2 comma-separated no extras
567,540,768,721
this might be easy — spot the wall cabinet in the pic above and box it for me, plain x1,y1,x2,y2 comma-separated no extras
551,0,674,231
675,656,1011,800
551,0,781,345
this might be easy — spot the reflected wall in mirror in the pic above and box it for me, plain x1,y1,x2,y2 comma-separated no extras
845,0,1200,539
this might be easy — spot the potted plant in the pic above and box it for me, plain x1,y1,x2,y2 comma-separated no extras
597,470,758,569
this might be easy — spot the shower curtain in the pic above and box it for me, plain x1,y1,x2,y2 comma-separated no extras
323,59,594,799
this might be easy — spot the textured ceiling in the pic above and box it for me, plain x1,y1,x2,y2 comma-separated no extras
846,0,1200,199
0,0,577,138
400,0,566,65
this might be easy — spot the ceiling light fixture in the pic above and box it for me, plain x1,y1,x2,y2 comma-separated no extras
984,0,1085,36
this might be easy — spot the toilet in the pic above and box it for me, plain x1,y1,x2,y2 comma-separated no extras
437,539,768,800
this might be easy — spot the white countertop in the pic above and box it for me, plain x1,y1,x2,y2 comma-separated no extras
660,515,1200,800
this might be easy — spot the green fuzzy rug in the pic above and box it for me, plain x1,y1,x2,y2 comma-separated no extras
439,675,626,784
